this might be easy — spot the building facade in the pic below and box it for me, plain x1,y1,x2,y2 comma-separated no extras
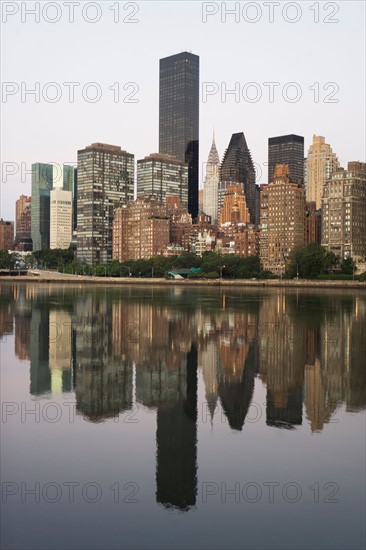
15,195,32,251
31,163,54,251
137,153,188,208
50,189,73,249
260,164,306,275
77,143,134,265
322,162,366,261
219,184,250,225
52,164,74,192
166,196,193,250
0,219,14,250
113,195,170,261
305,135,339,209
268,134,304,185
203,135,220,223
306,201,322,245
73,168,78,231
219,132,258,225
159,51,199,219
234,225,260,257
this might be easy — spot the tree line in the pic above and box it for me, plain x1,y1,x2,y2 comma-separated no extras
1,244,365,280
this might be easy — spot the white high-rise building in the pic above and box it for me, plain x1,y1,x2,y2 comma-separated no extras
203,134,220,223
50,189,73,249
305,135,339,209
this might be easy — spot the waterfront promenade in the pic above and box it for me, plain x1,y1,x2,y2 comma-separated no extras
1,270,365,289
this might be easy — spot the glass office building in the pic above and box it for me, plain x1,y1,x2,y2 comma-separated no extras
76,143,134,266
159,52,199,219
219,132,258,225
137,153,188,208
31,163,54,251
268,134,304,185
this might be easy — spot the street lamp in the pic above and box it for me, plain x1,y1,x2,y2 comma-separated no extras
151,266,154,278
220,265,225,279
120,265,131,278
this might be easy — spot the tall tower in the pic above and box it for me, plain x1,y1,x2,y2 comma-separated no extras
73,168,78,231
219,184,250,225
0,220,14,250
137,153,188,208
219,132,257,224
203,134,220,222
305,135,339,209
77,143,134,265
159,52,199,219
268,134,304,185
31,163,53,251
260,164,306,275
15,195,32,251
322,162,366,261
50,189,73,249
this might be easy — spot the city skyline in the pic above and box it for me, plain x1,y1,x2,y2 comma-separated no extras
1,1,365,221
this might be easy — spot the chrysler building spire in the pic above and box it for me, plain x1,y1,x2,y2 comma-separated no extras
203,132,220,222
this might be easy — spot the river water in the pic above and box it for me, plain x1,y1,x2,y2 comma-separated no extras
1,283,365,550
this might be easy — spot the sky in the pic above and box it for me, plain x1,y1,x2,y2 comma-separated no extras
1,0,365,221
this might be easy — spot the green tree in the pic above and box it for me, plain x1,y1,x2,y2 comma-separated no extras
286,244,338,278
172,252,200,269
340,257,356,275
0,250,15,269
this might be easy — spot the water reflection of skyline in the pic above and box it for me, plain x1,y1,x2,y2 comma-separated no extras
1,284,365,509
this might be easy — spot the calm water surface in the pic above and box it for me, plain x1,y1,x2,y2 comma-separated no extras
1,283,365,550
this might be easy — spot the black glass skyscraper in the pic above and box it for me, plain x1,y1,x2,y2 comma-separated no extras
159,52,199,219
268,134,304,184
219,132,258,224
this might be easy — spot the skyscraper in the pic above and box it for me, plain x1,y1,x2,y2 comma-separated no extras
203,134,220,222
0,220,14,250
268,134,304,185
322,161,366,261
73,168,78,231
219,184,250,225
52,164,74,192
305,135,339,209
50,189,73,249
77,143,134,265
260,164,306,275
219,132,258,224
137,153,188,208
15,195,32,251
31,163,53,251
159,51,199,219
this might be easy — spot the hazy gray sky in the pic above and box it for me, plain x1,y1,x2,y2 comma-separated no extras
1,0,365,220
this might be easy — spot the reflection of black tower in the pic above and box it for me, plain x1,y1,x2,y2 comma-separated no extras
156,343,198,510
30,308,50,395
266,385,303,429
218,342,257,431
